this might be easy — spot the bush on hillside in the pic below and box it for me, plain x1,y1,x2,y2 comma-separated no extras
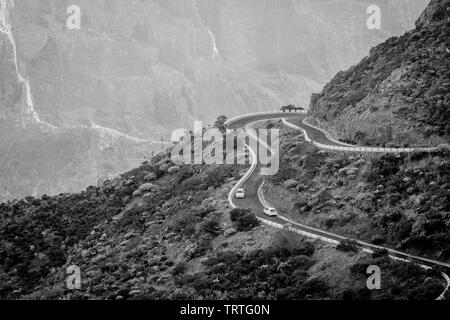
230,208,260,232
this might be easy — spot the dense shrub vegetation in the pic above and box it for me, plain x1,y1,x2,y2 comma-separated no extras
0,153,242,299
170,231,443,300
343,254,444,300
175,233,325,300
0,141,446,300
230,208,260,231
336,240,360,253
267,128,450,262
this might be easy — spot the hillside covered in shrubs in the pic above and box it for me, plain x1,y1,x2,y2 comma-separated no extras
309,0,450,147
264,121,450,263
0,146,445,300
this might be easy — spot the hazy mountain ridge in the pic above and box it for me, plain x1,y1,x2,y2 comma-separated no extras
1,0,163,202
309,0,450,147
11,0,427,134
0,0,427,201
0,123,158,202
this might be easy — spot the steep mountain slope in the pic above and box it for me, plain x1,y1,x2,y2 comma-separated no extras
0,0,428,201
264,120,450,263
0,151,445,300
309,0,450,148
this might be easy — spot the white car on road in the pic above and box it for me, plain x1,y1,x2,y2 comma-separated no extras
263,207,278,217
235,188,245,199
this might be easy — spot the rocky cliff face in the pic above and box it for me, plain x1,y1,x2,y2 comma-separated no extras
1,0,163,201
8,0,428,134
309,0,450,148
1,0,427,200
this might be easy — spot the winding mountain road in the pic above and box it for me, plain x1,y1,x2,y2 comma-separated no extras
225,111,450,300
